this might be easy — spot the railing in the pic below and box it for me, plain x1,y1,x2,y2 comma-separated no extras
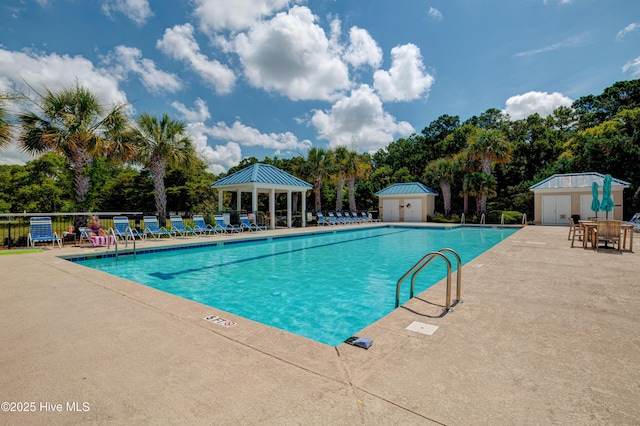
460,213,465,224
522,213,527,225
501,213,504,225
480,213,486,224
395,248,463,312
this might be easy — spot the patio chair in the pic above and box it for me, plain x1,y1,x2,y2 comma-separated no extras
316,212,333,226
113,216,146,241
239,214,266,232
143,216,176,239
349,212,363,223
335,211,349,224
79,227,117,247
213,215,241,233
360,211,372,223
367,212,381,222
593,220,622,252
169,215,200,237
28,217,62,248
192,215,218,235
327,212,342,225
568,217,585,248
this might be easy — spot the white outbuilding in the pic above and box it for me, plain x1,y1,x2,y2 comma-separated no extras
375,182,438,222
529,172,630,225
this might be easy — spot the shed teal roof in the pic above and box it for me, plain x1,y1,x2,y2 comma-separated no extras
529,173,630,190
212,163,312,188
375,182,438,196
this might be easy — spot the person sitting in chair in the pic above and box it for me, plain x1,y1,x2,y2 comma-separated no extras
89,216,107,237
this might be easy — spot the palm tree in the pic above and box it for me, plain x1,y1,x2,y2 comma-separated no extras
332,146,348,211
0,101,11,149
300,147,329,212
424,157,455,216
133,112,195,220
468,128,511,213
452,148,478,216
17,84,132,215
467,172,497,215
345,150,371,212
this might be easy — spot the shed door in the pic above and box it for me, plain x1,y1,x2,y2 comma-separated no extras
580,194,599,220
542,195,571,225
403,198,422,222
382,199,399,222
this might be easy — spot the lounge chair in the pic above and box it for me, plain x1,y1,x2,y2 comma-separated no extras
316,212,333,226
335,211,349,224
79,227,117,247
327,212,342,225
593,220,621,252
192,215,218,235
568,217,584,248
239,214,266,232
169,215,200,237
113,216,146,241
349,212,363,223
143,216,176,239
360,212,371,223
28,217,62,248
367,212,381,222
213,215,241,233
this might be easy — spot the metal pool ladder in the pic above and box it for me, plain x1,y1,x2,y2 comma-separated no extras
395,248,462,312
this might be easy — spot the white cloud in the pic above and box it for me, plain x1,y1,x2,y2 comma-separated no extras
157,24,236,94
616,23,639,41
622,56,640,78
101,0,153,26
428,7,443,20
104,46,182,94
194,0,297,33
503,91,573,120
0,141,30,166
172,99,311,172
233,6,350,101
514,33,587,57
373,43,434,102
343,27,382,69
0,48,128,107
311,84,414,152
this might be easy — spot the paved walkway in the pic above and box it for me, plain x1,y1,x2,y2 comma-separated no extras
1,225,639,425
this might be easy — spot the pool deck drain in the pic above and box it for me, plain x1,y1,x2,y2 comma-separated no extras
2,224,640,425
405,321,439,335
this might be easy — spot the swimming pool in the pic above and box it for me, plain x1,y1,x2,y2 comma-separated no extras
73,226,519,346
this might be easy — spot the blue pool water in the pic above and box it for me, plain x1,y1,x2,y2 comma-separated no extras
74,226,518,346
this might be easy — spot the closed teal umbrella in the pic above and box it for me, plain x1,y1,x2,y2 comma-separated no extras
600,174,614,219
591,182,600,218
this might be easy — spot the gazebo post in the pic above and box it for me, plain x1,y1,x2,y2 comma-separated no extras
287,190,292,228
252,187,258,218
301,190,307,228
217,189,223,212
236,190,242,212
269,188,276,230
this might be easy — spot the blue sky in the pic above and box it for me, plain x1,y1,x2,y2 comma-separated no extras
1,0,639,173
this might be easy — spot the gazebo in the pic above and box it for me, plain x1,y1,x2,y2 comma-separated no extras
211,163,312,230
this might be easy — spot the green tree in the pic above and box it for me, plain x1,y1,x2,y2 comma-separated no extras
0,98,11,149
468,128,511,213
132,112,195,220
17,84,132,216
345,150,371,211
425,157,455,216
331,146,349,211
300,147,329,212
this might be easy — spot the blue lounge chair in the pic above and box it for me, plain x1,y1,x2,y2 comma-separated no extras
143,216,176,239
169,215,200,237
334,212,349,224
327,212,342,225
28,217,62,248
113,216,146,241
240,214,266,232
192,215,218,235
316,212,333,226
214,215,241,233
347,212,362,223
360,211,371,223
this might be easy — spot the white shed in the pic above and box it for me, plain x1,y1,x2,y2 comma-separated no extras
375,182,438,222
529,173,630,225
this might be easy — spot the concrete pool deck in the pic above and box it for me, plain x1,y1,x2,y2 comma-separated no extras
1,224,639,425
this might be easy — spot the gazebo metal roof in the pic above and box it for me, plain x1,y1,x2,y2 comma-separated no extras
375,182,438,196
212,163,312,190
529,173,630,190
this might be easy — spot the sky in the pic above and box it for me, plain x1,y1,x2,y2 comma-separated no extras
1,0,639,173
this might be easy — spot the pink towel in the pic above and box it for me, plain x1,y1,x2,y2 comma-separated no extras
90,235,116,247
